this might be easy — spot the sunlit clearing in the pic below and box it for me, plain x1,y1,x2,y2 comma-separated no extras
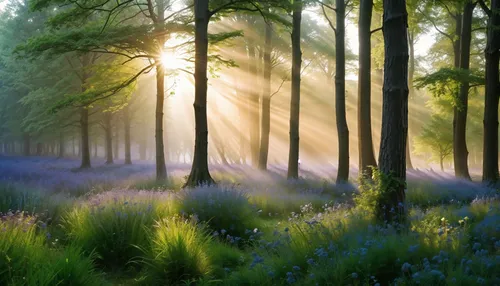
161,51,184,71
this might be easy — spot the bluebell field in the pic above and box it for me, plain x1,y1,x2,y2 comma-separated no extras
0,156,498,285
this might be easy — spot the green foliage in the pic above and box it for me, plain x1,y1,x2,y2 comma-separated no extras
414,114,453,170
141,217,213,285
61,191,173,270
176,186,258,240
0,212,105,286
355,168,406,220
414,68,484,108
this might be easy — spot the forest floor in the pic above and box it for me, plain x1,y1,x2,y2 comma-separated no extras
0,156,498,285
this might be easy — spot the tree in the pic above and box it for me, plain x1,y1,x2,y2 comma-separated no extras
454,0,477,180
414,114,453,171
480,0,500,183
258,20,273,170
377,0,409,221
287,0,302,179
357,0,377,177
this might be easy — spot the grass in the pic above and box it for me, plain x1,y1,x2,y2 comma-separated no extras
0,158,498,285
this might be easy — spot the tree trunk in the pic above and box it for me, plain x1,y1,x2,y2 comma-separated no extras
80,107,91,168
377,0,409,222
104,112,114,164
335,0,349,183
72,134,76,156
440,156,444,172
58,132,64,158
454,1,476,180
357,0,377,177
36,143,42,156
94,139,98,158
155,64,167,179
139,130,147,161
185,0,214,187
23,133,30,156
406,30,415,170
247,42,260,167
482,0,500,183
124,105,132,165
113,125,119,160
258,21,272,170
287,0,302,179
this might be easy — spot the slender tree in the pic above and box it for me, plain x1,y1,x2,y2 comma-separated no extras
454,0,477,180
377,0,409,221
335,0,349,183
287,0,303,179
481,0,499,183
103,112,114,164
357,0,377,177
258,21,273,170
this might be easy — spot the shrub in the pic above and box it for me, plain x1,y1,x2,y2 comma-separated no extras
177,186,258,240
141,217,212,285
61,190,172,270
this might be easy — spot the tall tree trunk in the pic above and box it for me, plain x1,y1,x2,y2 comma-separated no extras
358,0,377,177
406,30,415,170
185,0,214,186
287,0,302,179
139,128,147,161
155,64,167,179
247,42,260,167
335,0,349,183
80,107,91,168
23,133,30,156
72,134,76,156
154,0,167,180
58,132,64,158
124,105,132,165
378,0,409,222
440,156,444,172
93,139,97,158
482,0,500,183
36,143,42,156
454,1,476,180
258,21,272,170
104,112,114,164
113,125,119,160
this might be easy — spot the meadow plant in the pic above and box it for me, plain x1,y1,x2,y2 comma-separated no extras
141,216,212,285
0,211,104,285
177,185,258,240
61,190,173,270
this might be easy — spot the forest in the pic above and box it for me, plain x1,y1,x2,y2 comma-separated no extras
0,0,499,285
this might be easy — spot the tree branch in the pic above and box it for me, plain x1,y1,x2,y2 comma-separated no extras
417,6,454,45
478,0,492,17
371,27,383,34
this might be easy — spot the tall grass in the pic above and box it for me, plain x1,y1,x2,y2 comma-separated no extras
61,190,173,270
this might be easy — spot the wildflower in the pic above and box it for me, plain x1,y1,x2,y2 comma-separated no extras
307,258,315,265
472,242,481,251
221,229,226,235
351,273,358,279
401,262,411,273
292,266,300,271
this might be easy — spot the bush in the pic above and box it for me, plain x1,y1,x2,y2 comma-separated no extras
141,217,212,285
61,190,172,270
177,186,258,240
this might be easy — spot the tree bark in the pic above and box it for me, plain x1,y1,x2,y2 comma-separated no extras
185,0,214,187
80,107,91,168
335,0,349,183
104,112,114,164
124,105,132,165
154,0,167,180
258,21,272,170
378,0,409,222
358,0,377,177
155,64,167,179
93,139,97,158
482,0,500,183
406,30,415,170
454,1,476,180
287,0,302,179
247,42,260,167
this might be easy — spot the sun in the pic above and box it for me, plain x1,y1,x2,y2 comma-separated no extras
161,51,184,71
